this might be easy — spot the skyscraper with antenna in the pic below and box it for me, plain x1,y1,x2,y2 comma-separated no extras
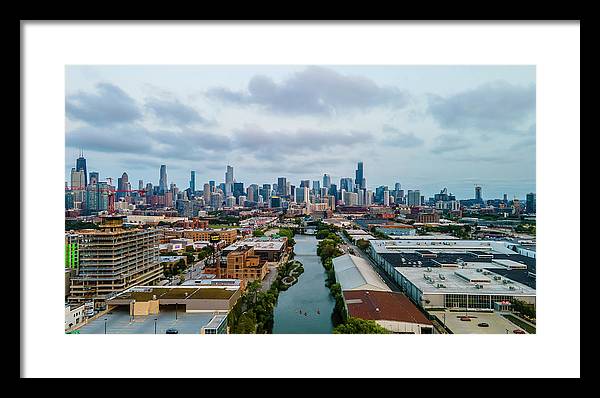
75,149,88,188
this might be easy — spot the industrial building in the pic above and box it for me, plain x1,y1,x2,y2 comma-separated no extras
367,239,536,310
332,254,390,292
107,284,242,313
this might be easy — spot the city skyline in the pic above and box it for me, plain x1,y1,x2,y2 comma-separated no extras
65,65,535,199
66,156,532,202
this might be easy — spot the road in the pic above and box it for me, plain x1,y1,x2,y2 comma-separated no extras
183,258,207,282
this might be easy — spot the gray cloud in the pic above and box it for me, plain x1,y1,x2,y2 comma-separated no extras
430,134,471,154
66,82,142,126
206,66,409,116
381,125,425,147
428,81,536,133
231,125,373,154
66,125,231,162
144,97,211,126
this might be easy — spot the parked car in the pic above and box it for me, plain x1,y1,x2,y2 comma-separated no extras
477,322,489,327
165,328,179,334
513,329,526,334
459,316,471,321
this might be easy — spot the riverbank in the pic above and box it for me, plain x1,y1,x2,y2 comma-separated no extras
271,234,335,334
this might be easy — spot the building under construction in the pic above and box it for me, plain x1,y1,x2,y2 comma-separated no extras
68,215,163,309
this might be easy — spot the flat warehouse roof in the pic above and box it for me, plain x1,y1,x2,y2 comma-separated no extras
394,267,536,296
110,285,239,302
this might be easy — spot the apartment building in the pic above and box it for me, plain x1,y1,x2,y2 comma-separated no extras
182,228,238,245
68,216,162,309
225,245,268,281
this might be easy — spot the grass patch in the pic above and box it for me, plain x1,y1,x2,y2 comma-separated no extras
502,314,536,334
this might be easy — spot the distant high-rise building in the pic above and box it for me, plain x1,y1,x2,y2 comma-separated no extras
526,193,536,214
159,165,168,193
203,183,211,204
312,180,320,194
407,190,421,207
355,162,364,190
138,180,144,191
383,189,390,206
75,151,88,187
329,184,338,200
190,171,196,193
366,190,373,206
89,172,99,186
503,193,508,203
225,165,234,184
277,177,287,196
209,180,216,192
475,186,482,203
117,172,129,200
340,178,353,193
300,180,310,188
343,191,358,206
375,185,388,204
270,196,282,208
233,182,245,199
322,174,331,189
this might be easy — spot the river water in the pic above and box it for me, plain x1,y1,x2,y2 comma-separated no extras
272,234,335,334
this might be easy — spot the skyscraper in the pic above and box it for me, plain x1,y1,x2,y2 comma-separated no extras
138,180,144,191
159,165,168,193
322,174,331,189
89,172,99,186
117,172,129,200
277,177,287,196
312,180,320,194
407,190,421,207
225,165,234,184
475,185,482,203
526,193,536,214
340,178,353,193
190,171,196,193
76,151,88,188
355,161,364,190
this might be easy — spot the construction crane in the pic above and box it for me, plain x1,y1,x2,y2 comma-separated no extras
65,186,147,214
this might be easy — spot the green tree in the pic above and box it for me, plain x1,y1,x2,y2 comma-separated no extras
253,229,265,237
333,317,390,334
356,239,370,251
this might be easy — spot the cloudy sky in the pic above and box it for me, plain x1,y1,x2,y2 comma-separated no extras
65,65,535,200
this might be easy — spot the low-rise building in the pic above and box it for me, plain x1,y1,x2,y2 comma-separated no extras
224,245,268,281
333,254,390,292
182,228,238,245
222,237,288,264
65,303,85,330
343,290,434,334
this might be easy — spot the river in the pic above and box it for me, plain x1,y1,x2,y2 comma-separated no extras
272,234,335,334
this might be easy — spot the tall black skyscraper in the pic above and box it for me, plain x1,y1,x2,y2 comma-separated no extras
76,150,88,187
159,165,168,193
190,171,196,193
475,185,482,203
355,161,364,190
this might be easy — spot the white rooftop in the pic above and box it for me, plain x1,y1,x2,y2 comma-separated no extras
370,239,516,255
394,266,536,296
333,254,391,292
